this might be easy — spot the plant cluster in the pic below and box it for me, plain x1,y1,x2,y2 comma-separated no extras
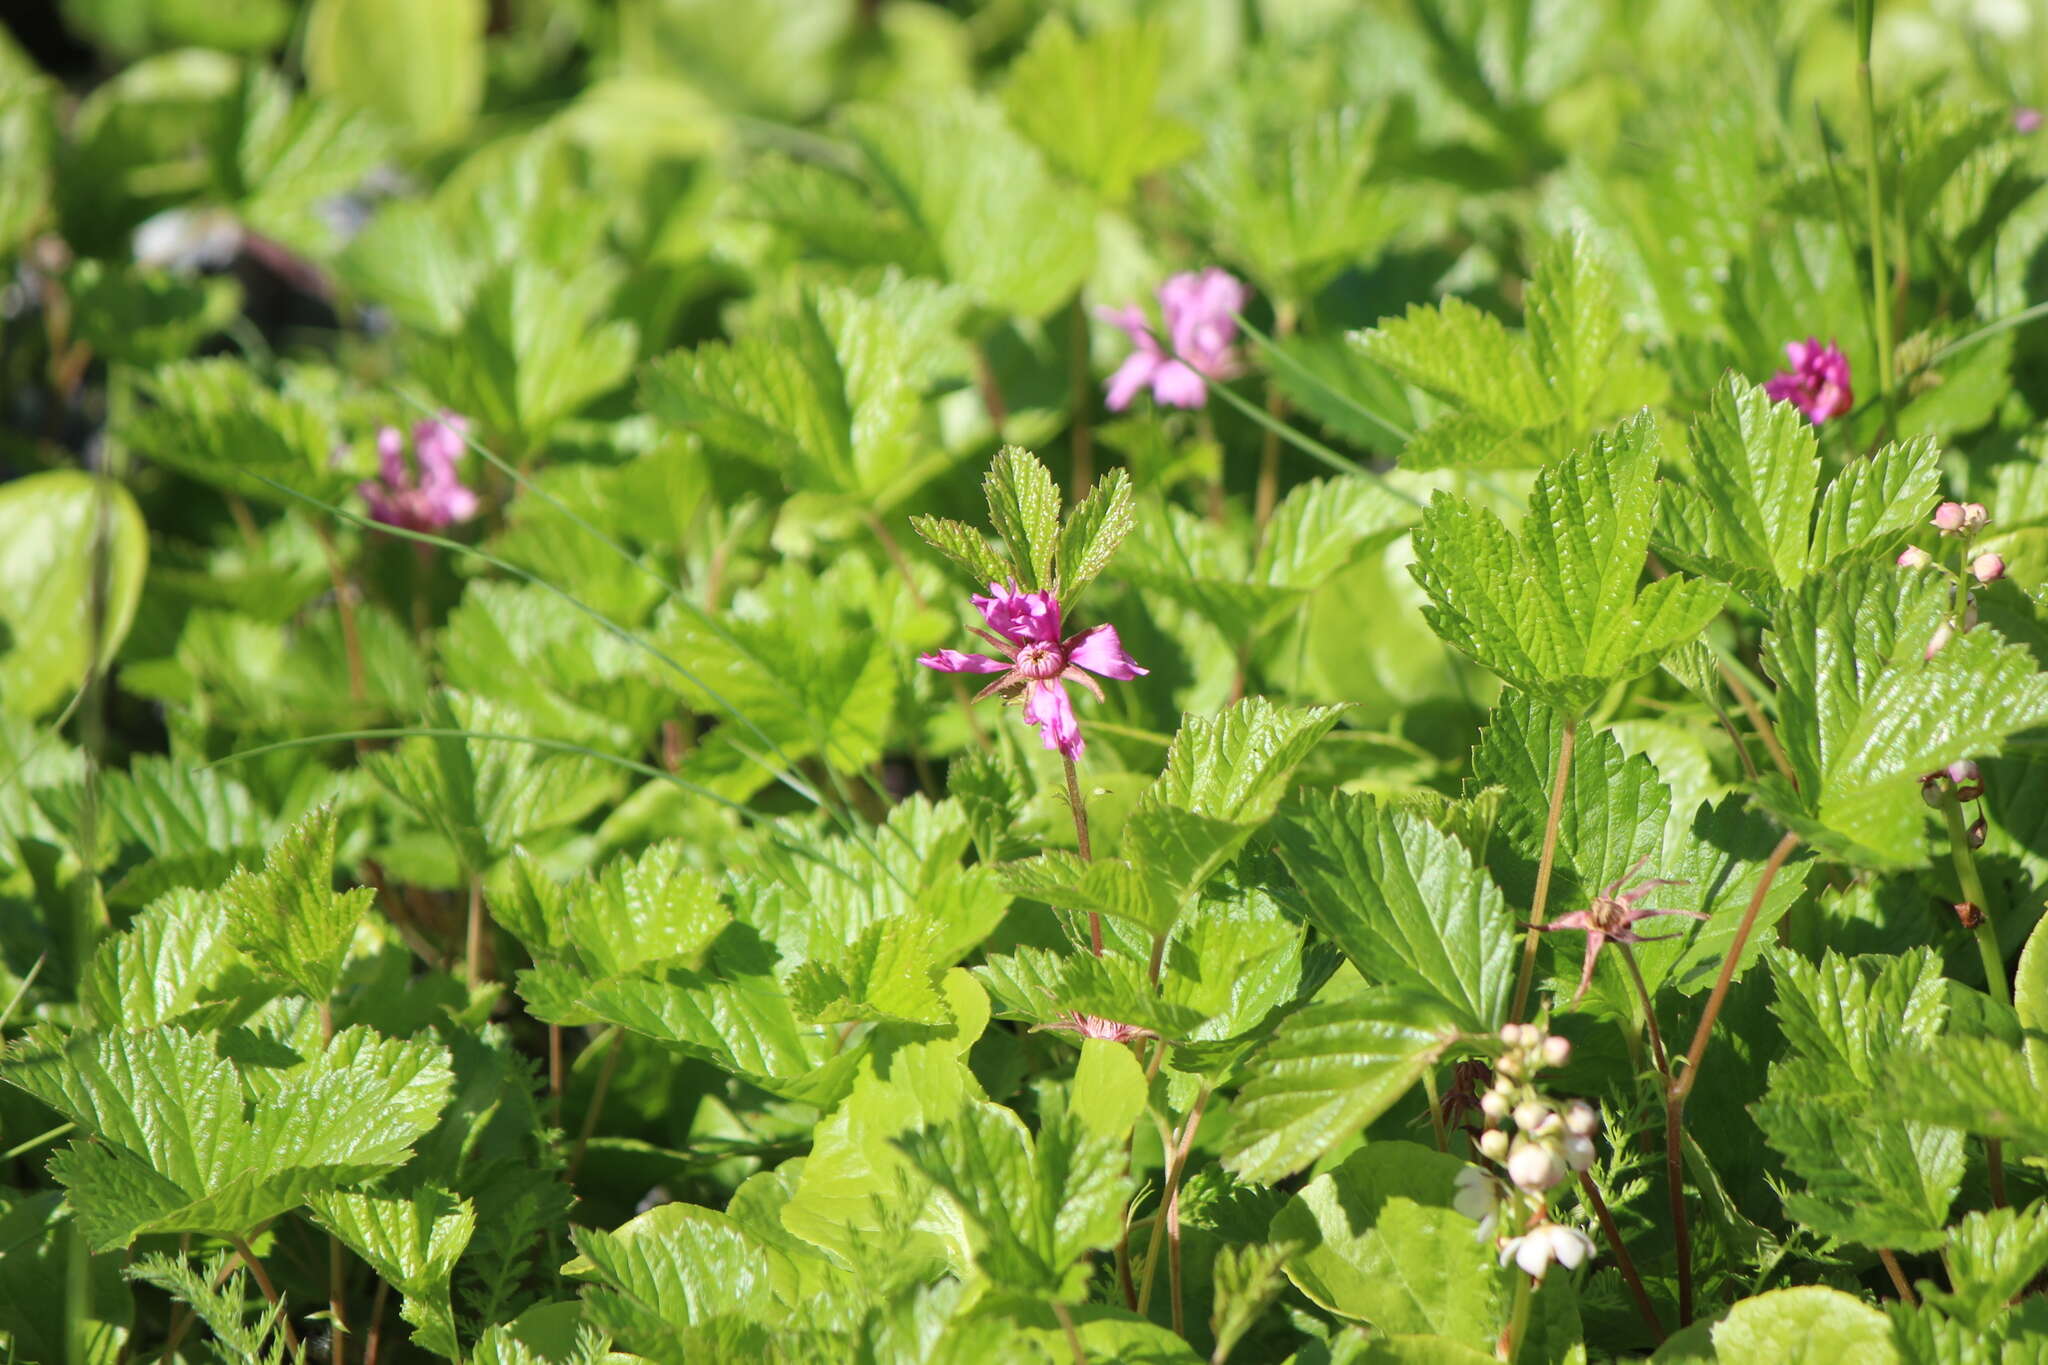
6,2,2048,1363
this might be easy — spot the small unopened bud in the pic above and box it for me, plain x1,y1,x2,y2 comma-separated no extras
1963,503,1990,533
1564,1101,1598,1137
1922,775,1946,807
1479,1128,1511,1161
1897,545,1933,570
1480,1090,1509,1122
1968,815,1987,849
1926,621,1954,660
1933,502,1966,534
1948,760,1983,801
1506,1140,1564,1193
1972,553,2006,584
1512,1101,1549,1135
1493,1071,1518,1094
1955,901,1985,929
1540,1035,1571,1068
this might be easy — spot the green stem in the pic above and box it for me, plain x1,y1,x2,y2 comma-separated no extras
465,871,486,989
1618,944,1671,1083
1422,1066,1448,1154
1856,2,1894,398
1944,797,2004,1003
1510,717,1578,1022
1064,756,1102,956
570,1027,625,1182
1500,1270,1535,1362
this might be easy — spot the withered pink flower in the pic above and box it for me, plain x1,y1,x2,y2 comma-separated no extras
1098,268,1251,411
1531,858,1705,1004
919,582,1146,759
359,412,479,534
1032,1012,1159,1044
1764,338,1853,424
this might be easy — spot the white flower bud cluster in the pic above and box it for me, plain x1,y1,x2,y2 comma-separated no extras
1907,502,2006,660
1452,1024,1601,1281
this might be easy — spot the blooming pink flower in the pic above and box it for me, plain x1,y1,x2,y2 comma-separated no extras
358,412,480,534
1098,268,1251,411
918,582,1146,759
1764,338,1853,423
2017,108,2043,134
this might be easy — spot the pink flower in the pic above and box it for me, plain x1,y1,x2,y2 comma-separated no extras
1098,268,1251,411
2017,108,2043,134
1033,1012,1160,1044
358,412,480,534
918,582,1146,759
1763,338,1854,424
1530,858,1706,1005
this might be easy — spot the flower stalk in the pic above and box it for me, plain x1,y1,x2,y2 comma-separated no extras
1510,717,1578,1022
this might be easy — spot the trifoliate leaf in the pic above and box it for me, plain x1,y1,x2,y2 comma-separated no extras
980,446,1062,594
5,1024,451,1250
895,1104,1127,1294
1653,378,1942,605
1222,989,1462,1183
1757,561,2048,866
1273,794,1516,1033
1411,414,1725,714
218,804,372,1003
1001,16,1197,205
837,95,1096,319
308,1186,475,1360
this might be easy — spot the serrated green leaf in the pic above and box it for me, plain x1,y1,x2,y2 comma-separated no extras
1072,1038,1147,1143
81,888,243,1031
1411,415,1725,714
1274,794,1516,1032
1886,1034,2048,1154
1759,562,2048,866
997,852,1176,937
645,284,946,508
1358,297,1557,444
5,1024,452,1250
1057,467,1136,605
122,358,343,509
1701,1286,1898,1363
909,515,1012,593
218,805,372,1003
1921,1204,2048,1331
787,918,949,1027
567,1202,777,1354
308,1185,475,1360
1002,16,1196,205
1525,231,1666,433
981,447,1062,595
1271,1143,1499,1345
838,95,1096,319
895,1104,1126,1294
1222,989,1461,1184
305,0,485,144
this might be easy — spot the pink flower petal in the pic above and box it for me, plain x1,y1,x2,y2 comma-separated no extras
1151,359,1210,408
975,584,1063,646
1064,623,1148,680
1023,679,1083,758
1104,351,1162,412
919,649,1008,673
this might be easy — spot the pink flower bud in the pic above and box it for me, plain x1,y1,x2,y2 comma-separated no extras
1479,1129,1511,1162
1973,553,2006,584
1963,504,1990,533
1480,1091,1509,1122
1562,1133,1595,1172
1541,1035,1572,1068
1947,759,1980,786
1565,1101,1598,1137
1897,545,1932,570
1512,1101,1549,1135
1933,503,1966,533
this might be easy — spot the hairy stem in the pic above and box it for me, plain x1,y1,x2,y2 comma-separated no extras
1064,756,1102,956
1510,717,1578,1022
1069,294,1095,503
1579,1169,1663,1341
1668,828,1801,1324
1878,1248,1918,1305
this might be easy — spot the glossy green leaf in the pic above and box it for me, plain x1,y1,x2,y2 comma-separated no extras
1002,16,1196,205
305,0,485,143
0,471,149,719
